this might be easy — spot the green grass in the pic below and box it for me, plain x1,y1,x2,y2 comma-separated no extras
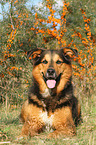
0,92,96,145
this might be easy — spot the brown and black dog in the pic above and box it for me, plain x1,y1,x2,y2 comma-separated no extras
20,47,81,138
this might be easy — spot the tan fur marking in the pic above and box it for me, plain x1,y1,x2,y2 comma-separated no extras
42,54,51,62
53,54,63,62
63,48,74,58
57,64,72,94
32,50,42,59
52,53,72,94
32,65,47,93
32,53,51,94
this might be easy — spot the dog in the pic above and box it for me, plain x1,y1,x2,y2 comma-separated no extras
20,47,81,138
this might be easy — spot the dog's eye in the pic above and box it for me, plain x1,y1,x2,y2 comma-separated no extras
42,60,48,64
56,60,62,64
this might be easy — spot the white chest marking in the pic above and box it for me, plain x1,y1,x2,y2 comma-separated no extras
39,110,54,130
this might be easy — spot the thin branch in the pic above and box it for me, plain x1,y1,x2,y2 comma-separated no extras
9,0,15,30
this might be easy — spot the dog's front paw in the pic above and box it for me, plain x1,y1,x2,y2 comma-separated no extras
47,128,76,139
16,135,27,141
47,131,60,139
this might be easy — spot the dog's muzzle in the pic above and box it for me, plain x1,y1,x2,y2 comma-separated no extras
42,68,62,89
45,68,56,89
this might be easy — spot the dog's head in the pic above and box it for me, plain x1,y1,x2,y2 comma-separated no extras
28,47,77,95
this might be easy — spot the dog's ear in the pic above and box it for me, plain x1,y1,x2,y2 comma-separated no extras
27,48,43,62
61,47,78,61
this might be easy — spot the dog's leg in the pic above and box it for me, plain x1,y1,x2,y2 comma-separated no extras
21,118,44,137
48,106,76,138
20,100,45,137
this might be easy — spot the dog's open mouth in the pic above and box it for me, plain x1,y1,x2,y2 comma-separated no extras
42,72,62,89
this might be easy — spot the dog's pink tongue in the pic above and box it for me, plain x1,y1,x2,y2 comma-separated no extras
46,80,56,89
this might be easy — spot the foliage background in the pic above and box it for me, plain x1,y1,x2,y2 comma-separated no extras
0,0,96,144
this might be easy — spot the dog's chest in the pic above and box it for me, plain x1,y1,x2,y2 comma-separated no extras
39,110,54,131
41,88,50,98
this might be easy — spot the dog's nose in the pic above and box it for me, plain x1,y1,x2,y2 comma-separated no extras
47,69,55,75
47,68,56,78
